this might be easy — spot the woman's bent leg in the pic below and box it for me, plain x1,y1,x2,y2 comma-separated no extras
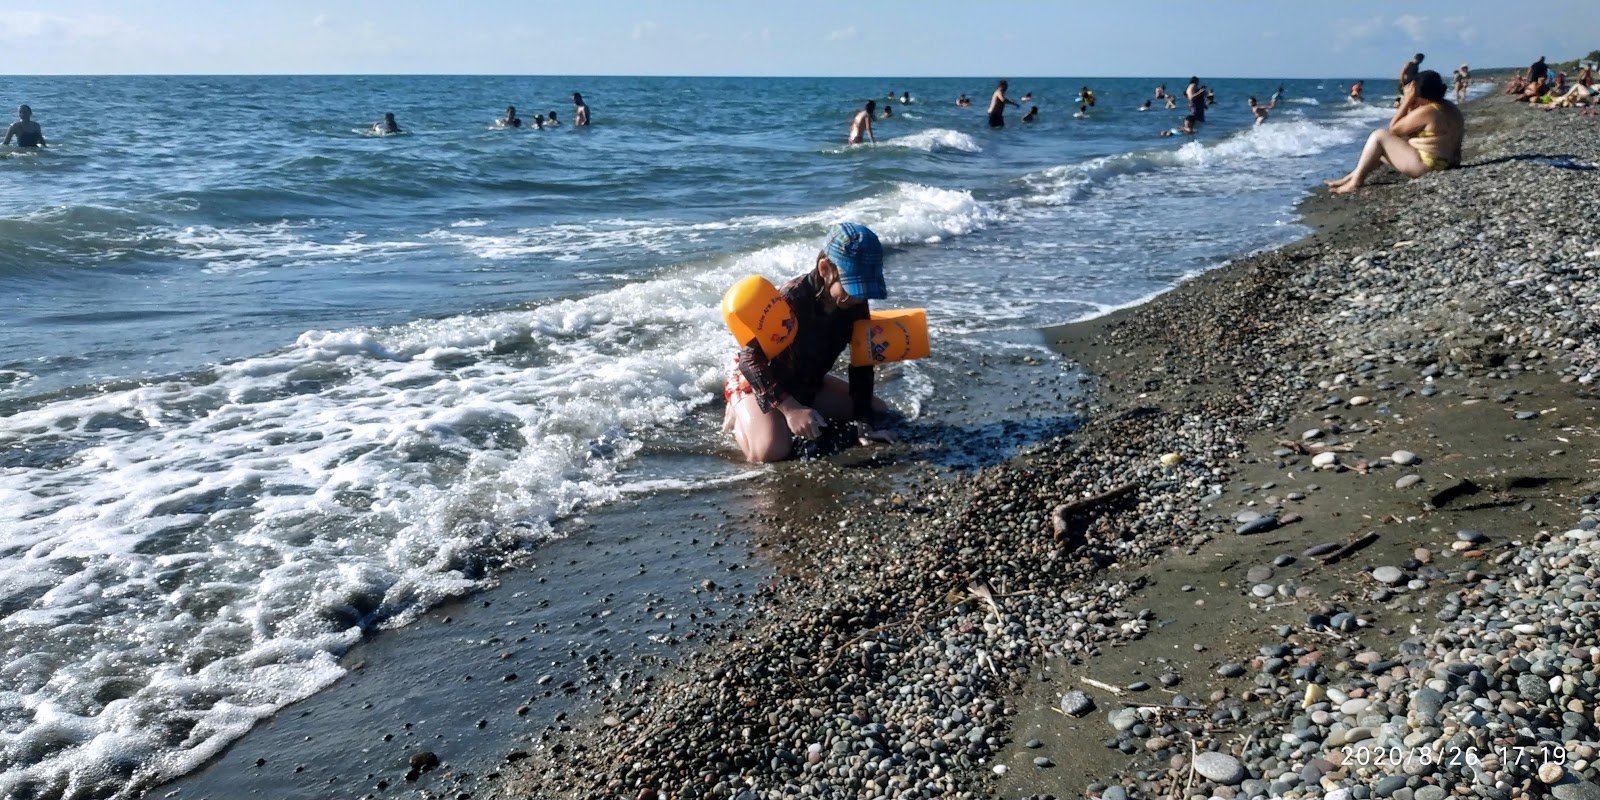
811,374,890,421
1329,128,1426,193
729,394,793,463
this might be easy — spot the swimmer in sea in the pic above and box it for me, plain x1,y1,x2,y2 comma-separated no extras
1271,84,1284,106
499,105,522,128
571,93,589,126
1020,92,1032,102
1140,99,1152,111
546,111,560,126
882,104,893,119
900,92,910,104
1154,84,1167,100
374,112,402,134
1165,95,1177,109
532,113,545,129
1079,86,1095,106
956,94,971,107
848,100,877,145
1349,81,1365,103
1073,104,1087,119
4,105,45,147
1022,106,1038,123
1248,96,1270,125
1159,115,1198,137
987,80,1019,128
1185,77,1206,123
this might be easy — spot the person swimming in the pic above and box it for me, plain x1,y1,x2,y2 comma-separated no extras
1140,99,1152,111
1022,106,1038,122
1078,86,1095,106
374,112,402,134
882,104,893,119
546,111,561,126
1019,92,1033,102
499,105,522,128
532,113,545,129
1349,80,1365,102
956,94,971,107
900,92,910,104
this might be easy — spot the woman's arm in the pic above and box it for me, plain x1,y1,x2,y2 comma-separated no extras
1388,103,1435,137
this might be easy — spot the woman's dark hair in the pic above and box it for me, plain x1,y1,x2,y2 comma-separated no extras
1415,70,1447,101
865,100,876,113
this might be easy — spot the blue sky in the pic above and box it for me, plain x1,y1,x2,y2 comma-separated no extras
1,0,1592,77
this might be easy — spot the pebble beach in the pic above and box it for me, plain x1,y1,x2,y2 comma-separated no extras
463,89,1600,800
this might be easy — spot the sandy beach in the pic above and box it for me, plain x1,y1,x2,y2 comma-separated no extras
461,89,1600,800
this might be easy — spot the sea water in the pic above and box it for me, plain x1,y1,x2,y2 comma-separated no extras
0,74,1405,797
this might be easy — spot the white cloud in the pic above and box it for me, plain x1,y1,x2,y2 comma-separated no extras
0,11,140,42
313,14,327,29
1439,15,1478,45
826,25,857,42
631,20,656,41
1331,15,1384,52
1393,14,1427,42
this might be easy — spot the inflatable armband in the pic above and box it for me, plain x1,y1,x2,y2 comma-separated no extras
851,308,930,367
721,275,796,358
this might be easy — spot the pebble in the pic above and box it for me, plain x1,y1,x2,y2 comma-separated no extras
1372,566,1404,584
1391,449,1419,465
1516,410,1540,420
1059,690,1095,717
1194,751,1247,785
1302,429,1324,440
1552,781,1600,800
1312,452,1339,469
1251,583,1275,598
1218,663,1247,678
1246,565,1274,582
1033,756,1053,768
1237,516,1279,535
1394,474,1423,489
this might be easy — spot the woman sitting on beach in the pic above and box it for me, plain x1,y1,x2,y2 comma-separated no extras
1324,70,1462,195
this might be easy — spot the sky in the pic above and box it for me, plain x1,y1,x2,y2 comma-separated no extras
0,0,1593,78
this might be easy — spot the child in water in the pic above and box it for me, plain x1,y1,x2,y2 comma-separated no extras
1022,106,1038,122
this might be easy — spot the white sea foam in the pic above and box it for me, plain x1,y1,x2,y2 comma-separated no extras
882,128,980,153
1288,97,1321,105
155,220,425,272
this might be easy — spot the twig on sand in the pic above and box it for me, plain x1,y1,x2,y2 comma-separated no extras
1183,736,1198,799
1319,531,1381,565
1051,481,1140,539
1081,677,1127,696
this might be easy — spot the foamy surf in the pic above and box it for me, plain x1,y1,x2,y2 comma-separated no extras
882,128,980,153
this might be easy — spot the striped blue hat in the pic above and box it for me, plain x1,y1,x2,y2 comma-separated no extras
823,222,886,300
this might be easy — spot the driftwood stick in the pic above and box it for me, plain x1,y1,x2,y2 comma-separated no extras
1052,481,1140,538
1081,677,1127,696
1320,531,1380,565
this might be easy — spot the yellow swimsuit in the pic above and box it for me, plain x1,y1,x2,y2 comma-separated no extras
1412,103,1451,171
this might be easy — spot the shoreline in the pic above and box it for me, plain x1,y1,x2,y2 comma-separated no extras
483,86,1600,800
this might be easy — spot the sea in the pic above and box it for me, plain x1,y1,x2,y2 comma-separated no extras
0,74,1407,798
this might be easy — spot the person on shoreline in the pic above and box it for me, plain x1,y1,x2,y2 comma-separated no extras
571,93,589,126
1325,70,1462,194
1454,65,1470,102
1185,77,1206,124
1022,106,1038,123
498,105,522,128
723,222,893,463
848,100,877,144
1579,65,1595,89
373,112,402,135
1349,80,1365,103
987,80,1018,128
1399,52,1424,94
4,105,45,147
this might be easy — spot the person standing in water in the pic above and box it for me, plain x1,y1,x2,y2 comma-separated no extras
4,105,45,147
1349,80,1365,102
1398,53,1424,94
1185,77,1206,124
571,93,589,126
847,100,877,144
374,112,402,134
499,105,522,128
987,80,1019,128
546,111,561,126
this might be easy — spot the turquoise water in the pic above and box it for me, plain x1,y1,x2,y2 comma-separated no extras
0,74,1396,798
